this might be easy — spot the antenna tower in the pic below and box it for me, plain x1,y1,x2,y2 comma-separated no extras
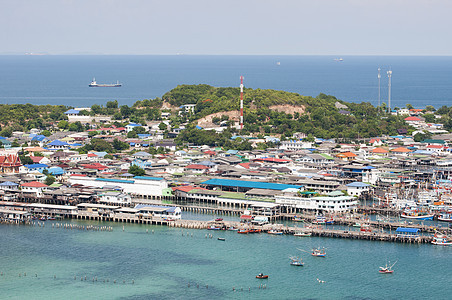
240,76,244,129
387,70,392,113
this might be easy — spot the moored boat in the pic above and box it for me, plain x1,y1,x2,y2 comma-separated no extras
248,229,261,234
292,216,304,222
237,229,249,234
268,229,283,235
438,213,452,222
431,234,452,245
256,273,269,279
294,232,312,237
207,225,221,230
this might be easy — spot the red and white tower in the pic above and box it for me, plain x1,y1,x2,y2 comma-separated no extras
240,76,244,129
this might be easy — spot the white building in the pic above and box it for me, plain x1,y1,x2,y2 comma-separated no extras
275,194,358,212
99,192,132,206
68,176,168,197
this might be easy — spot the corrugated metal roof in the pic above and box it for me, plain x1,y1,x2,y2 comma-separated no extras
201,178,302,191
95,178,135,184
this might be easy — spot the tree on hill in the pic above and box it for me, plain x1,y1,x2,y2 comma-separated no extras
128,165,145,176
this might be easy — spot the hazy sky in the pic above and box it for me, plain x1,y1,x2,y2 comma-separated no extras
1,0,451,55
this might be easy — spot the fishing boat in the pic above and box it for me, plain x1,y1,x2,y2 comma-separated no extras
311,247,326,257
438,213,452,222
401,208,434,220
248,229,261,234
207,225,221,230
215,218,223,221
312,216,326,225
289,256,304,266
431,234,452,245
294,232,312,237
227,227,238,231
268,229,283,235
217,237,226,241
292,216,304,222
360,224,372,232
256,273,269,279
352,222,361,228
379,261,397,274
325,218,335,225
237,229,249,234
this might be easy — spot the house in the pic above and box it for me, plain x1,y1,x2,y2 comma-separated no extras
405,116,422,126
336,151,357,161
99,192,132,206
22,164,48,174
30,156,51,164
185,164,209,174
47,140,70,150
126,123,143,133
346,182,372,197
21,181,48,197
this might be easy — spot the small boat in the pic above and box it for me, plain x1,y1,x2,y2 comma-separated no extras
207,225,221,230
360,224,372,232
311,247,326,257
438,213,452,222
227,227,238,231
39,217,46,221
217,237,226,241
215,218,223,222
312,216,326,225
248,229,261,234
379,261,396,274
256,273,268,279
325,218,334,225
268,229,283,235
237,229,249,234
294,232,312,237
47,217,56,221
352,222,361,228
431,234,452,245
292,216,304,222
289,256,304,266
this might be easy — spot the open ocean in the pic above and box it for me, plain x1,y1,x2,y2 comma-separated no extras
0,55,451,108
1,219,451,300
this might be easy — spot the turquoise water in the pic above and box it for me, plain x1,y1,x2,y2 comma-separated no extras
1,220,451,299
1,55,452,108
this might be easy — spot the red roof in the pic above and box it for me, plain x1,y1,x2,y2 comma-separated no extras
371,147,389,153
238,163,250,169
203,150,216,155
336,151,357,158
31,156,44,163
253,158,291,163
185,164,209,170
80,163,108,170
405,116,421,121
427,145,444,149
172,186,207,192
21,181,48,188
70,174,87,177
390,147,412,153
240,215,253,219
87,153,98,157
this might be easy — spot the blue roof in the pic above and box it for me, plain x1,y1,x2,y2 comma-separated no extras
24,164,48,169
95,178,135,184
95,152,108,157
32,135,46,141
127,123,141,127
396,227,420,233
227,150,239,154
65,109,80,114
0,136,6,140
48,167,65,175
0,181,18,186
195,125,203,129
201,178,303,191
133,176,164,181
48,140,69,146
346,182,371,187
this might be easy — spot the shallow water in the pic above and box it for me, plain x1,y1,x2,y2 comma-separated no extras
1,219,451,299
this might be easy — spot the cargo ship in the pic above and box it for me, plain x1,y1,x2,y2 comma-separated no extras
89,78,122,87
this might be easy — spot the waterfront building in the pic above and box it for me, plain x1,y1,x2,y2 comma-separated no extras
275,193,358,213
99,192,132,206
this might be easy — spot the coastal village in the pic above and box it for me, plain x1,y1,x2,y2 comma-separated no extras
1,104,451,245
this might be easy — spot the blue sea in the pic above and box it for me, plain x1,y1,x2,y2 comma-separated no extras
1,219,451,300
0,55,451,108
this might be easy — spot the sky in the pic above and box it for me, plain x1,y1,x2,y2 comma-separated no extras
1,0,451,55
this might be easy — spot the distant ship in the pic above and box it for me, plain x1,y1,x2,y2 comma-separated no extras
89,78,122,87
334,58,344,62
